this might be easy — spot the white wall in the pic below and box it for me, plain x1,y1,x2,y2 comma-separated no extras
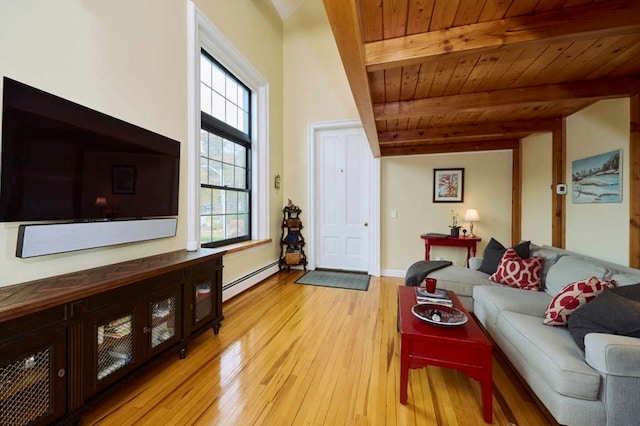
521,133,553,245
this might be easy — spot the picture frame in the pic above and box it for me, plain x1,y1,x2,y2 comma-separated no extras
112,165,136,194
572,150,622,204
433,168,464,203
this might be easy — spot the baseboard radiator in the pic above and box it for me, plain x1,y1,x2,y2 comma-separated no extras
222,260,280,301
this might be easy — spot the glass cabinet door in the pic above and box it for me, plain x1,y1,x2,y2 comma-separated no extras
150,295,177,349
96,314,134,383
194,282,213,324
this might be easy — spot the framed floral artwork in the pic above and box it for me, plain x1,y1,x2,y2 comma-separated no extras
433,168,464,203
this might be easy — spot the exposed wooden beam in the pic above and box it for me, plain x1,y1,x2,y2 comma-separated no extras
630,94,640,268
374,77,640,120
365,0,640,71
322,0,380,157
380,139,519,157
512,142,522,246
551,121,566,249
378,119,561,143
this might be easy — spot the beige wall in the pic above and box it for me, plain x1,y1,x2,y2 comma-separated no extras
381,151,513,272
282,0,358,215
521,133,553,245
565,98,630,264
0,0,284,288
520,99,630,264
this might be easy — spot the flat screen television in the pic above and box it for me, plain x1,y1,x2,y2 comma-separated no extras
1,77,180,222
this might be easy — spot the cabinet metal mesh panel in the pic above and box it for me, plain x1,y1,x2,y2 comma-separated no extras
151,296,176,348
0,348,50,426
195,282,213,322
97,314,133,381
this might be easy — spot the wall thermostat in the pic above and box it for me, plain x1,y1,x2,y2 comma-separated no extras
556,184,567,195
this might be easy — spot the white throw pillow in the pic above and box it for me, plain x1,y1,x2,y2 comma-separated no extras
544,256,608,297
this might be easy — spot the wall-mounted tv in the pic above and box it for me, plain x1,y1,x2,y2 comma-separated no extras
1,77,180,222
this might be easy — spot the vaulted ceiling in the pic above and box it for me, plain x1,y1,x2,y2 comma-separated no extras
322,0,640,157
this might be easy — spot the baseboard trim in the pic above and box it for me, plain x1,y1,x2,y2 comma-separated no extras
381,268,406,278
222,261,279,302
16,218,178,258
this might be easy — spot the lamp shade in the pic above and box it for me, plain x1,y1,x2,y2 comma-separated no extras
464,208,480,222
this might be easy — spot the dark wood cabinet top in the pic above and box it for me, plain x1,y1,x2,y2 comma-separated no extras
0,248,225,322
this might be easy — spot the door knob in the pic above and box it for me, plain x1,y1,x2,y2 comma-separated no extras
364,222,368,226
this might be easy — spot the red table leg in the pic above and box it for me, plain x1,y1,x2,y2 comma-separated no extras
400,337,409,404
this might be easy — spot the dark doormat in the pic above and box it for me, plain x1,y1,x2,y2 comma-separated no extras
295,270,370,291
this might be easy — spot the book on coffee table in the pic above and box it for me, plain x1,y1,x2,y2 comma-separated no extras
415,288,453,306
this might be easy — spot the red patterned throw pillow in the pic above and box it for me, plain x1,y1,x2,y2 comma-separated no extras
489,248,542,291
543,276,615,326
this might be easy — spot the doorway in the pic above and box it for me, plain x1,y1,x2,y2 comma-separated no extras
308,120,380,275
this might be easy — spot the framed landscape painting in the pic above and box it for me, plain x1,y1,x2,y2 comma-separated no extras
433,168,464,203
572,150,621,204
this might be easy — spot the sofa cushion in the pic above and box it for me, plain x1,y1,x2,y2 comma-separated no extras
473,285,551,329
544,256,609,297
496,310,601,401
427,265,493,298
543,277,614,326
489,248,542,291
568,285,640,350
478,238,530,275
529,243,561,290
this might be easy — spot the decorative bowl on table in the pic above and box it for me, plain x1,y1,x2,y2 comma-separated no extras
411,303,468,326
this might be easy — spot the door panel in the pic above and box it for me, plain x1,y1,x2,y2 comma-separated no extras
316,127,370,271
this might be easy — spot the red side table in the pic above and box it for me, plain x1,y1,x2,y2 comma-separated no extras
420,234,481,267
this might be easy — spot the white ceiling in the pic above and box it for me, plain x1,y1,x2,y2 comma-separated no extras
270,0,307,20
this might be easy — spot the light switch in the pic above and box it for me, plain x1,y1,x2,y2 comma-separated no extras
391,210,397,218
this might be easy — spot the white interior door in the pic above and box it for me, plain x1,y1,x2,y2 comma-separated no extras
315,126,371,272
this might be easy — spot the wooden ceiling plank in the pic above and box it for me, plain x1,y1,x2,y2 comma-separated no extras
400,64,421,101
374,77,640,119
478,0,514,20
407,116,422,130
378,119,561,143
534,0,567,13
359,0,384,42
427,57,458,97
452,0,486,26
365,0,640,72
324,0,381,157
406,0,435,35
505,0,545,17
458,53,501,94
508,41,573,88
383,0,409,38
380,138,520,156
493,45,547,90
384,67,403,102
429,0,460,31
413,61,438,98
587,38,640,79
532,39,598,84
369,70,387,103
475,47,526,92
443,54,481,95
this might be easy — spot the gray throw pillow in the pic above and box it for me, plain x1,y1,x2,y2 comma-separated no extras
478,238,530,275
567,286,640,351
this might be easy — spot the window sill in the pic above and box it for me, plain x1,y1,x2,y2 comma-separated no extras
220,239,272,255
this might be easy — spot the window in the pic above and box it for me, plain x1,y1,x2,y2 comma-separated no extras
200,50,251,247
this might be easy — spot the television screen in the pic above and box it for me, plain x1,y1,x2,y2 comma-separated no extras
1,78,180,222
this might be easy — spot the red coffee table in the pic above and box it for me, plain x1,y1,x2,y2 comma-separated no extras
398,286,493,423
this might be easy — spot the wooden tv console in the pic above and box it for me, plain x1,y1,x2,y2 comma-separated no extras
0,248,225,426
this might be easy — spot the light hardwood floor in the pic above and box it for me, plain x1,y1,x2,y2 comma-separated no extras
82,271,557,425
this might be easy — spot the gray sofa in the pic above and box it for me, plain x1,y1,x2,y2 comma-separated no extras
424,244,640,426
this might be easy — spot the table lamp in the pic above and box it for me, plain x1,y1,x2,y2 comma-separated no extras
464,208,480,237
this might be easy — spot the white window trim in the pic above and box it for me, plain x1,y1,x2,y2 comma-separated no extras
187,1,269,250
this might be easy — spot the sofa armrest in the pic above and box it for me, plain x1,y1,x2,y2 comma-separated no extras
469,256,483,271
585,333,640,377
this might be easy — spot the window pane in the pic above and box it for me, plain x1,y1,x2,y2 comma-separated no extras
235,166,246,188
225,101,237,128
225,77,237,104
200,130,209,157
209,160,222,186
213,92,225,121
238,214,249,237
212,189,224,214
240,88,249,111
209,134,223,161
242,111,249,134
200,216,212,243
222,139,235,165
200,83,211,116
235,145,246,168
223,163,234,187
226,191,238,214
200,56,211,87
238,192,249,213
226,214,238,238
200,187,212,215
212,64,225,95
212,215,225,241
200,158,208,183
